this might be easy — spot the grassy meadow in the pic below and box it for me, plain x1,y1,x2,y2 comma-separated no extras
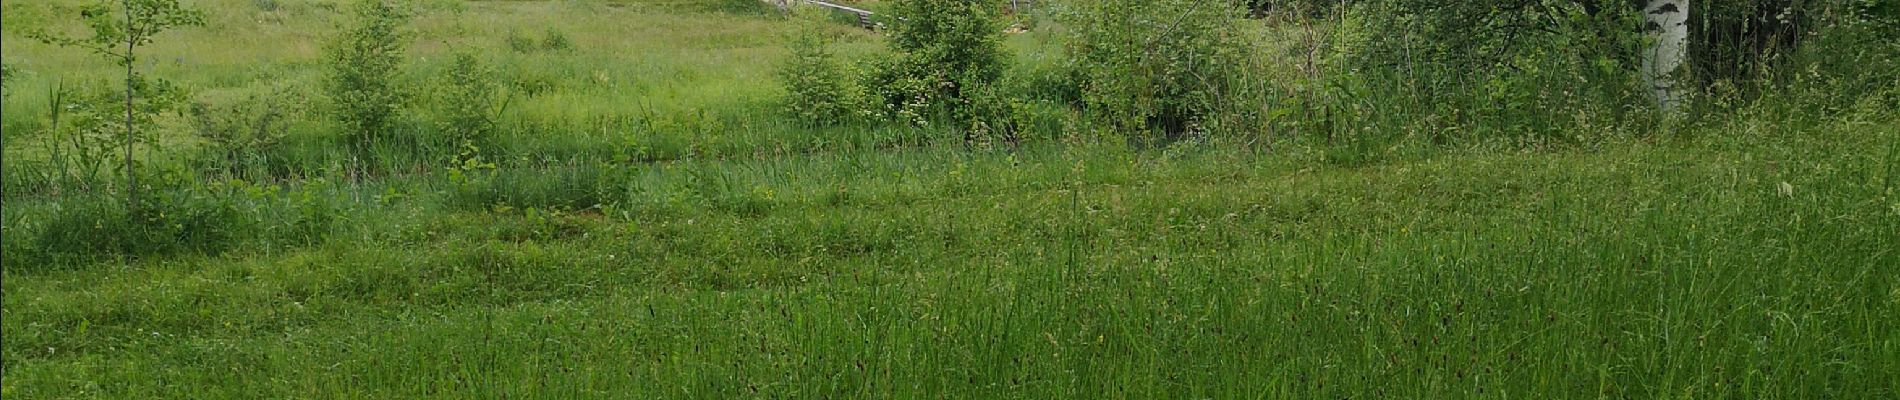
2,0,1898,398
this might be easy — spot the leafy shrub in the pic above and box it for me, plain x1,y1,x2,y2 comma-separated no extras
865,0,1008,141
778,25,859,126
1757,1,1900,116
326,0,412,158
437,53,505,151
27,0,203,202
35,79,190,193
0,63,27,147
1316,0,1896,145
224,178,345,247
505,30,539,53
1058,0,1252,142
27,0,206,66
959,80,1043,146
542,28,574,52
1685,0,1898,85
506,28,574,53
1243,0,1343,18
0,63,15,99
1329,0,1650,145
190,93,294,179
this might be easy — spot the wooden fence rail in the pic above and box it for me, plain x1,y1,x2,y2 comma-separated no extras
780,0,878,29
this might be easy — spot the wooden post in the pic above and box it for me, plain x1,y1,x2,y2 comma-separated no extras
124,0,138,214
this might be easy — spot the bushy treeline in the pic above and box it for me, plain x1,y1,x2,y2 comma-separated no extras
782,0,1899,152
0,0,514,269
780,0,1036,146
1,0,509,195
2,0,1894,269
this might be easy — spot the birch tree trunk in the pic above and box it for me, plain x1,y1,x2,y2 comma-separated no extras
1643,0,1690,110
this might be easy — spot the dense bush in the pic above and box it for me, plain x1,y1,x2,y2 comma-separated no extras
326,0,412,159
1244,0,1345,18
0,63,15,99
1324,0,1652,145
542,28,575,52
778,23,859,126
505,30,539,53
1682,0,1900,85
437,52,505,151
23,79,192,194
190,92,295,179
505,28,574,53
1058,0,1253,143
1333,0,1897,108
1701,1,1900,102
24,0,204,199
1750,1,1900,118
865,0,1009,141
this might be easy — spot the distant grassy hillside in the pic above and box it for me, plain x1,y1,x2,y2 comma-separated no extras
2,0,912,170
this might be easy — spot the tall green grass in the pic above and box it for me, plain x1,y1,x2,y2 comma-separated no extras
1,0,1896,397
4,114,1894,396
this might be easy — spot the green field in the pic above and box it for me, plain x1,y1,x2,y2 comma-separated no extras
3,0,1897,398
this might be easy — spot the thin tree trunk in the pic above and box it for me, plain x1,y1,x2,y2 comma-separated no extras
1643,0,1690,110
125,0,138,213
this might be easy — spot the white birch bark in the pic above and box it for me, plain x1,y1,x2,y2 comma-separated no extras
1643,0,1690,110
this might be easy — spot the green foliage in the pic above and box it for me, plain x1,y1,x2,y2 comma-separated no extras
1326,0,1651,146
777,26,859,126
1703,1,1900,104
866,0,1008,139
29,188,249,267
326,0,413,158
504,29,538,53
0,62,15,99
1683,0,1900,84
1325,0,1896,140
24,0,204,203
6,117,1898,395
1244,0,1344,18
437,53,506,151
1749,1,1900,119
505,28,574,53
1693,0,1809,83
708,0,776,16
542,28,575,52
447,162,618,212
189,93,293,179
26,0,206,68
31,79,190,193
13,178,348,270
1058,0,1252,141
4,3,1899,396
